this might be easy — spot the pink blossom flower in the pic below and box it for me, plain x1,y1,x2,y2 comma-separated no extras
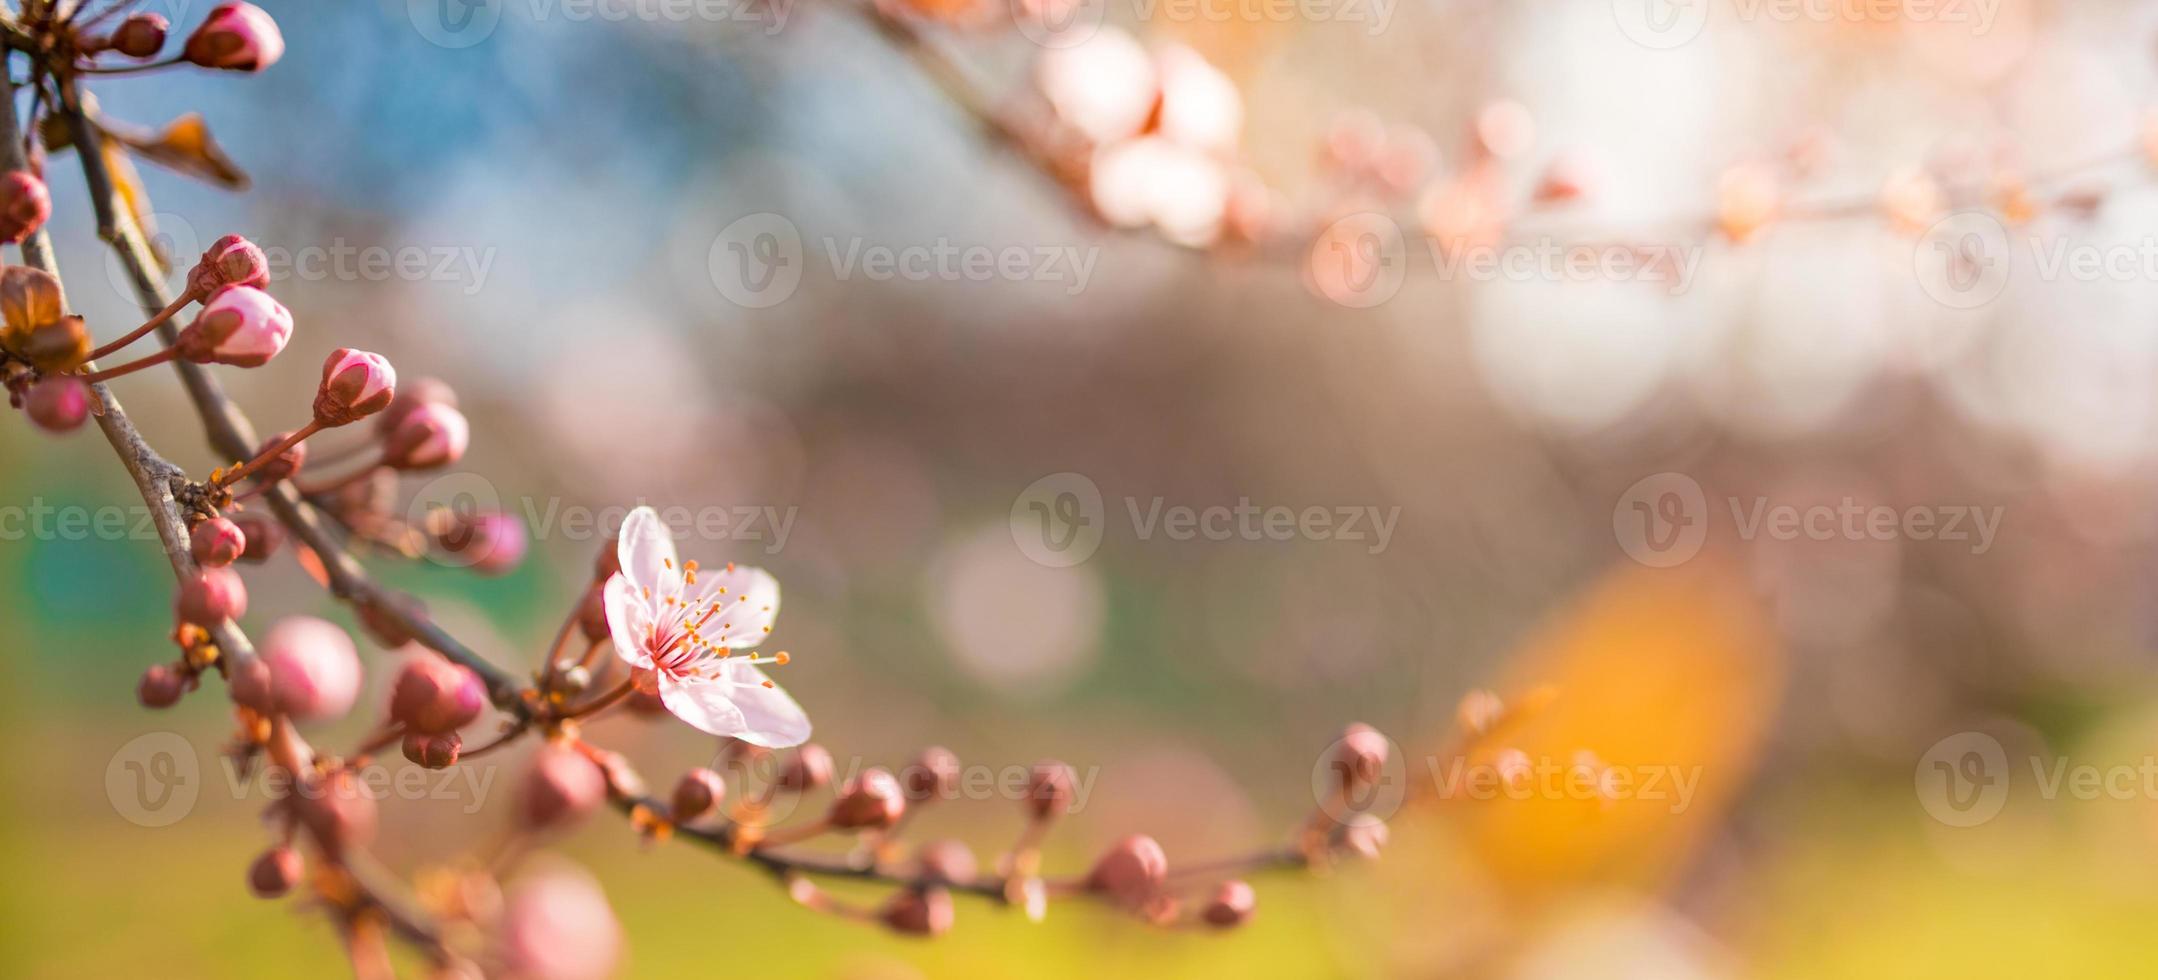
178,284,291,367
602,505,809,746
183,2,283,72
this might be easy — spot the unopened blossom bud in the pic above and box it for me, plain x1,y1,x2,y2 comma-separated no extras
177,285,292,367
390,655,485,734
778,743,833,791
880,886,953,937
1024,760,1075,820
313,348,396,426
227,656,273,712
111,12,169,59
670,768,726,822
183,2,283,72
174,565,247,626
295,770,378,855
381,401,469,471
138,662,187,708
22,315,89,374
1202,880,1255,928
375,375,457,435
435,510,527,576
829,768,906,830
259,616,362,720
1085,834,1167,908
1333,723,1388,792
500,865,622,980
24,376,90,433
231,511,284,562
902,745,960,801
0,170,49,244
247,845,304,898
190,517,246,567
187,234,269,297
403,731,462,770
914,839,976,886
520,743,606,829
575,585,609,643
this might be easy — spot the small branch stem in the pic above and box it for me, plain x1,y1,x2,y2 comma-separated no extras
214,417,321,487
84,289,191,361
76,344,174,383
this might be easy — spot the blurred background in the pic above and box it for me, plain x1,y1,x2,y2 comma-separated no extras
6,0,2158,975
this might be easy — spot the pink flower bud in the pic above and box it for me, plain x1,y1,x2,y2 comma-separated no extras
259,616,362,720
177,285,291,367
670,768,726,822
1333,723,1388,791
382,401,469,471
190,234,269,295
575,584,609,643
138,662,187,708
829,768,906,830
520,743,606,830
183,2,283,72
0,170,50,244
389,654,485,734
1340,818,1388,860
500,865,622,980
917,839,976,886
403,731,462,770
375,375,457,435
1025,760,1075,819
902,745,960,801
247,845,304,898
230,511,285,562
174,565,247,626
111,12,169,59
436,510,527,576
190,517,246,567
294,770,377,856
778,743,833,791
1085,834,1167,907
313,348,396,426
880,887,953,937
24,376,90,433
1202,879,1255,928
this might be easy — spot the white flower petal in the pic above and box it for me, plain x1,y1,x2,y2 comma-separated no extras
717,660,811,748
656,671,749,739
602,572,651,669
616,505,680,601
693,564,781,650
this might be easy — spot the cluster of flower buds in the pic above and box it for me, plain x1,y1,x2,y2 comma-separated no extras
79,4,283,73
391,654,486,769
